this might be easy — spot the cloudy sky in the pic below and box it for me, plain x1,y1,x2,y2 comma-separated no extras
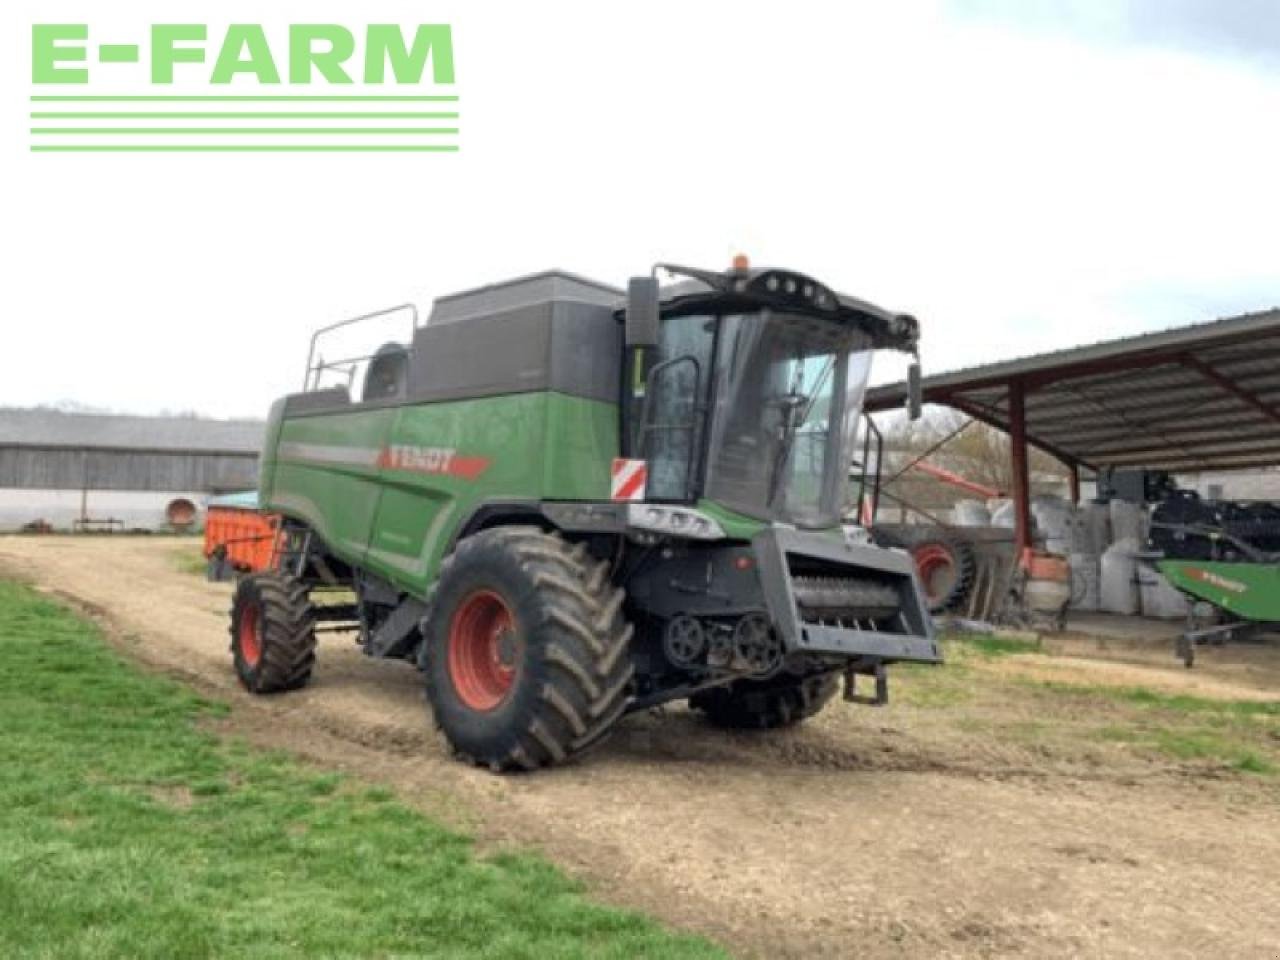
2,0,1277,418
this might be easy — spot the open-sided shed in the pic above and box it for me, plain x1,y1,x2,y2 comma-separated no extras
865,308,1280,551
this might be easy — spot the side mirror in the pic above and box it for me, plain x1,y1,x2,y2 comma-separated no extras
906,361,923,421
625,276,660,347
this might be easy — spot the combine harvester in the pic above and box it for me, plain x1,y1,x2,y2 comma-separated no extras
227,259,940,771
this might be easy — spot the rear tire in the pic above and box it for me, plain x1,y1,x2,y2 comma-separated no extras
423,527,634,771
690,671,839,730
229,573,317,693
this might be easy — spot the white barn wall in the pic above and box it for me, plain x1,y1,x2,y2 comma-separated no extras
0,488,212,532
0,409,265,532
1177,469,1280,501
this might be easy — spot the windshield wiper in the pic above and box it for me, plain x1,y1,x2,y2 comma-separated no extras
766,356,835,509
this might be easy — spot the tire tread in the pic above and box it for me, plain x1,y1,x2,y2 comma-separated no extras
424,528,633,771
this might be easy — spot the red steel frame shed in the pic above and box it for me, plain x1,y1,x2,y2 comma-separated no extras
864,308,1280,553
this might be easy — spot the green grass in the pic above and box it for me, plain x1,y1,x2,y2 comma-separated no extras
172,545,208,577
945,631,1042,658
1107,686,1280,718
892,633,1278,776
1095,727,1274,773
891,633,1040,709
1234,753,1276,775
1033,679,1280,719
892,660,974,708
0,580,724,959
1036,680,1280,775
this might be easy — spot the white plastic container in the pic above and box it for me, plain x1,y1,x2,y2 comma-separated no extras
1081,502,1112,554
1033,496,1091,554
1046,536,1074,557
953,499,991,527
1069,552,1100,611
1032,496,1071,537
1109,500,1146,547
1100,539,1141,615
1138,566,1191,620
990,500,1016,529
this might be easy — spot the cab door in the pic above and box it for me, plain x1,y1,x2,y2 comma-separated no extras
637,313,716,502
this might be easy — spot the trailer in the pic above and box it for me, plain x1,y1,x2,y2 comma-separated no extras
203,491,281,580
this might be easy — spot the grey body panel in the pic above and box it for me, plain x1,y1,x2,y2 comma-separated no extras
428,270,622,324
277,301,623,419
539,501,627,533
369,597,428,660
752,526,939,663
283,387,352,416
410,298,621,405
625,542,768,620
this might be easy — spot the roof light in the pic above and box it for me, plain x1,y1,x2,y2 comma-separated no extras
731,253,750,271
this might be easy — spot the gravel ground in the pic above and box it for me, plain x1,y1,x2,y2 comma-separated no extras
3,535,1278,959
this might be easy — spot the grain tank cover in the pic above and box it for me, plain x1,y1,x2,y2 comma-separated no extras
427,270,623,326
410,270,624,404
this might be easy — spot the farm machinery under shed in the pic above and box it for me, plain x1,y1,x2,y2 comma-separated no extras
849,427,1070,629
1149,485,1280,665
864,308,1280,662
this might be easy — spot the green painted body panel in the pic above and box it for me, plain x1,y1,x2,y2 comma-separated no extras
696,501,844,542
696,500,768,542
261,391,617,596
255,396,287,501
1157,559,1280,622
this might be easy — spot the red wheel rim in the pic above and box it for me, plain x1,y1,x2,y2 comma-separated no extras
239,601,262,668
913,543,957,605
447,589,520,711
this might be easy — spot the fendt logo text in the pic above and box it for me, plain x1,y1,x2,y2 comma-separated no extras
30,23,457,153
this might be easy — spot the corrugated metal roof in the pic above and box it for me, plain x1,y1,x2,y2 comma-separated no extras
866,308,1280,473
0,409,265,454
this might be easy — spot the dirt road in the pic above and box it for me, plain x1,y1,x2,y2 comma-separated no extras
3,536,1278,959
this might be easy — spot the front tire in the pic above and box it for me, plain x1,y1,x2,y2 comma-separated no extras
690,671,839,729
229,573,317,693
423,527,634,772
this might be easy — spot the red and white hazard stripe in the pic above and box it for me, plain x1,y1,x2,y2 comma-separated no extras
610,458,648,501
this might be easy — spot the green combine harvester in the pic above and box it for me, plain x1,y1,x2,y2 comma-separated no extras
229,259,938,770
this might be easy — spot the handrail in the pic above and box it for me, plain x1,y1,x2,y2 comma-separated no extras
303,303,419,390
853,413,884,524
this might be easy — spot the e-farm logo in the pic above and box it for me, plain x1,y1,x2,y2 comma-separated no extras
29,23,458,153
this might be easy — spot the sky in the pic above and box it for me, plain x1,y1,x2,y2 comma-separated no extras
2,0,1278,419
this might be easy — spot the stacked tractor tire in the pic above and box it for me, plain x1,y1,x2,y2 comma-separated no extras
874,528,976,614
